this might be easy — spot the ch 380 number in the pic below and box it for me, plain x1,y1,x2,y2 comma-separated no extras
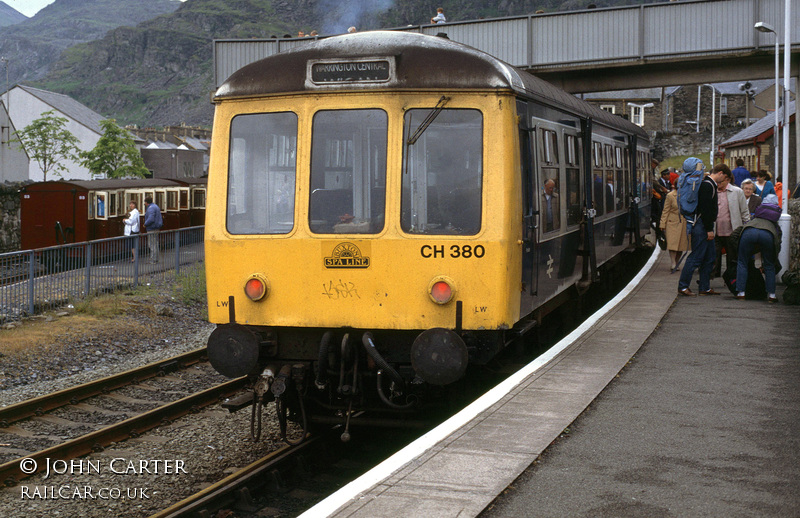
420,244,485,259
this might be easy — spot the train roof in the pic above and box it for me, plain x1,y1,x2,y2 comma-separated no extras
21,179,188,192
215,31,647,139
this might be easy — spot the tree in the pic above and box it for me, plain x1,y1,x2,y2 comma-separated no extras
80,119,149,179
12,110,80,181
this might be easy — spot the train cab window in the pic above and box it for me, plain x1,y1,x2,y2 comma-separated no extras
564,134,582,227
227,112,297,234
592,142,605,216
539,129,560,233
309,109,387,234
402,109,482,235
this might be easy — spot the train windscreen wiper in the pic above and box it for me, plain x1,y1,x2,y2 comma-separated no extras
406,96,450,145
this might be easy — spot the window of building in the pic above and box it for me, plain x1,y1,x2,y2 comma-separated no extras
600,105,616,114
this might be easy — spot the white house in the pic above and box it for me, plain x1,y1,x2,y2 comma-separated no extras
0,99,29,183
2,85,138,182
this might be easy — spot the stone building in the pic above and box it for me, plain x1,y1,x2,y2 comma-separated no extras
719,100,796,191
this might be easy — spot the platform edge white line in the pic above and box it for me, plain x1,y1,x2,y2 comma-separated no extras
299,247,661,518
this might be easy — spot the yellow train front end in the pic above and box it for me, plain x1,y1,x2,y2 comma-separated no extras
203,32,535,429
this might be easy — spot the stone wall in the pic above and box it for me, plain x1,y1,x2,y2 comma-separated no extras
0,182,25,253
790,198,800,274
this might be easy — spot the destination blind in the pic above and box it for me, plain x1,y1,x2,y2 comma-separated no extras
311,60,391,83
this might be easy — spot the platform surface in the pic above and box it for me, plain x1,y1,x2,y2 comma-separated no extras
302,249,800,517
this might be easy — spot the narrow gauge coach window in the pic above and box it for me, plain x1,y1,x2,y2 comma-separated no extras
401,109,482,235
227,112,297,234
309,109,387,234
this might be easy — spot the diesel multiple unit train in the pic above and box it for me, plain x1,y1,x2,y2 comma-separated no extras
204,31,652,439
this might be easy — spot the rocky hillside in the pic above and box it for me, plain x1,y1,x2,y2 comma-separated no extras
32,0,646,127
0,0,180,85
0,1,27,27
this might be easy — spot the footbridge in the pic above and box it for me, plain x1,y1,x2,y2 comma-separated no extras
214,0,800,93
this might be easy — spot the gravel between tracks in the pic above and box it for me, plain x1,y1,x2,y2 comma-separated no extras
0,280,292,517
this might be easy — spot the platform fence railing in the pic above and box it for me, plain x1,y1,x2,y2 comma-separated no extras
0,226,204,325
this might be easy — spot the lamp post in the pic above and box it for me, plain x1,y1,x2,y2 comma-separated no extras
779,0,791,279
754,22,780,188
702,85,716,166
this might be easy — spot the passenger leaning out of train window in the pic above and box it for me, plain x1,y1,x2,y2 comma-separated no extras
124,201,140,263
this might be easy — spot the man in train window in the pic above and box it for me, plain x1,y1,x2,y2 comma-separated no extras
542,178,559,232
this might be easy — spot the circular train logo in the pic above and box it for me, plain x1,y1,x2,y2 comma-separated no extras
324,242,370,269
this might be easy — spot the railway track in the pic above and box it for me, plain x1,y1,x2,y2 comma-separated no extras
149,425,420,518
0,348,248,487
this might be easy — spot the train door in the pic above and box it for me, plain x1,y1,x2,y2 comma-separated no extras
517,100,538,296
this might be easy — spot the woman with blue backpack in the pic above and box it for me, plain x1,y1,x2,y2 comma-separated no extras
733,195,782,303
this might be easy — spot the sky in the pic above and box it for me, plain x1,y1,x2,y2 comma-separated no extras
5,0,187,18
4,0,55,18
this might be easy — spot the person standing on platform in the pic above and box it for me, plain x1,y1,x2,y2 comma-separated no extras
143,195,163,264
713,165,749,278
678,158,727,296
659,182,688,272
754,170,776,198
731,158,750,187
740,179,762,217
123,201,140,263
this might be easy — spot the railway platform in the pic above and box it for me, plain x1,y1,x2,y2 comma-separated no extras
302,248,800,517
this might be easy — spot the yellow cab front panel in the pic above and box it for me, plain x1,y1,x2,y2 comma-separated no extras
205,91,523,331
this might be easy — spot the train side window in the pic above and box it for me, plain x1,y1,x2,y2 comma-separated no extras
614,147,624,210
155,190,166,211
108,192,118,218
227,112,297,234
167,190,179,212
179,188,190,210
538,129,560,233
603,144,615,213
95,192,107,220
401,108,483,235
309,109,387,234
564,134,582,227
193,188,206,210
592,142,604,216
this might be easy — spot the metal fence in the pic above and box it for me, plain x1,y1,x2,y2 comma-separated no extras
0,227,204,324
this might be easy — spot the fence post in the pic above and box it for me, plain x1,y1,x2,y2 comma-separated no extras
175,230,181,274
134,237,139,287
85,242,92,297
28,250,35,316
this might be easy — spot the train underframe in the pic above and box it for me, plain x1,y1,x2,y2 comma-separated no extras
207,322,512,443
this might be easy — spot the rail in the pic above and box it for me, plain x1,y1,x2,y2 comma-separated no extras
0,226,204,325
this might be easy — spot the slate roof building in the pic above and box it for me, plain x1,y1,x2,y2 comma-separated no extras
0,85,143,182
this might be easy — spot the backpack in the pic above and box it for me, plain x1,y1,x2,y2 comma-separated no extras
753,203,781,222
677,169,704,221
